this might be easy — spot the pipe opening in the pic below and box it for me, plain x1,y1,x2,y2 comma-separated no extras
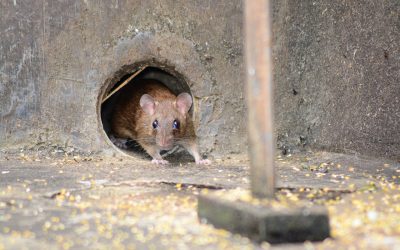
100,63,193,158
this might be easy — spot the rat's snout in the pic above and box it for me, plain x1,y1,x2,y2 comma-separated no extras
157,133,174,150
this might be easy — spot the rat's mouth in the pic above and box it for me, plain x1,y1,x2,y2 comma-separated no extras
159,145,174,151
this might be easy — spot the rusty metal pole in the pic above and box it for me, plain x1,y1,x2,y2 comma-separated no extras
245,0,275,198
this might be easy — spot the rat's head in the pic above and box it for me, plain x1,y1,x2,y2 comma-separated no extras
140,92,192,150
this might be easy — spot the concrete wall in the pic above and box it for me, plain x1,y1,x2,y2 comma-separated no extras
273,0,400,159
1,0,399,160
0,0,245,156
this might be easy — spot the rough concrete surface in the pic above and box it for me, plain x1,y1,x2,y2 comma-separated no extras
0,151,399,249
273,0,400,159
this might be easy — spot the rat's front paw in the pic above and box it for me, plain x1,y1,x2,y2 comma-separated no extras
196,159,211,165
151,159,169,165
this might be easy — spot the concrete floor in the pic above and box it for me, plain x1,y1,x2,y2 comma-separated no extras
0,151,399,249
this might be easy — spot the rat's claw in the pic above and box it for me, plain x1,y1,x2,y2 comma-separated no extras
196,159,211,165
151,159,169,165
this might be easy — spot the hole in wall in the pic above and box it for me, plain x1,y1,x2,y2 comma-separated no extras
99,62,193,158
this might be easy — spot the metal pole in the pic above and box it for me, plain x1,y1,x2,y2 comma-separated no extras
245,0,275,198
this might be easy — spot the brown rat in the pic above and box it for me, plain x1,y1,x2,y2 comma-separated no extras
110,79,210,165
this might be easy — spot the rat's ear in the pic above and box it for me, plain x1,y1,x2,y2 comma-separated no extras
140,94,156,115
175,93,192,115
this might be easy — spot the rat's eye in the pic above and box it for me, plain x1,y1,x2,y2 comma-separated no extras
152,120,159,129
173,120,180,130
